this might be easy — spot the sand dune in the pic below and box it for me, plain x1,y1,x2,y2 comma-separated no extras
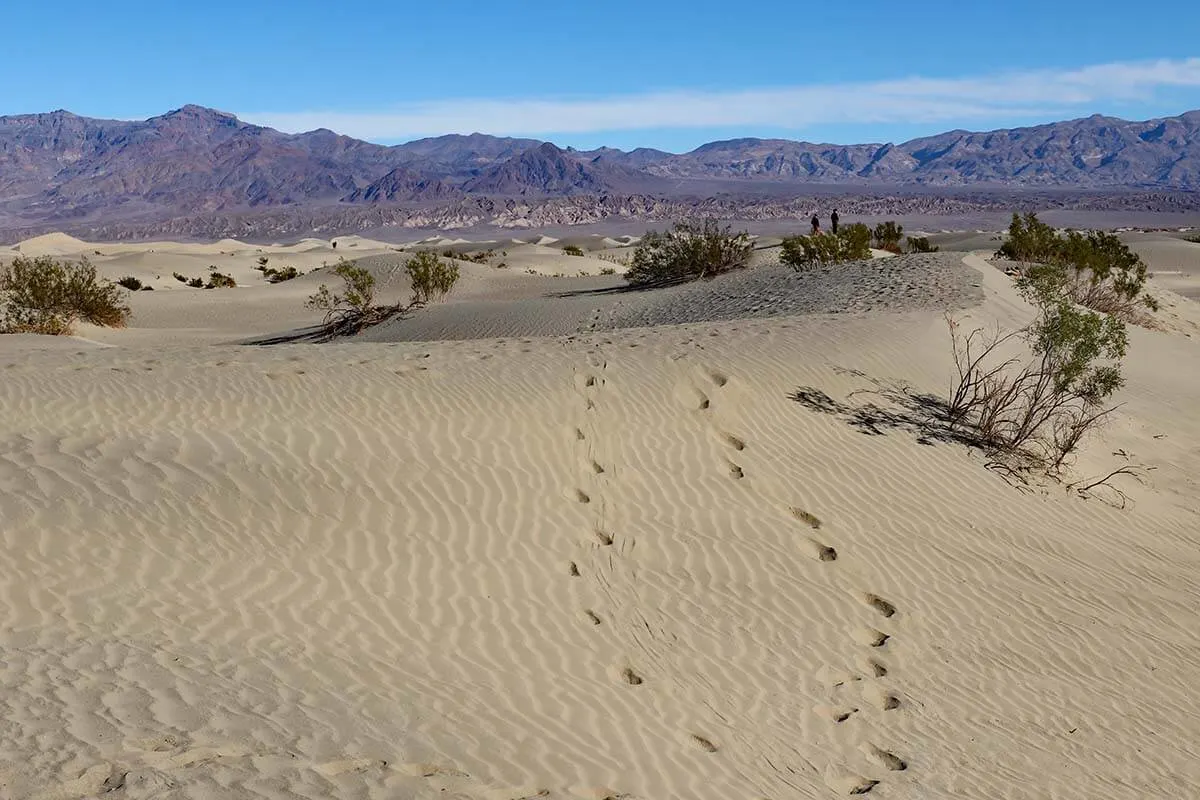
1,239,1199,799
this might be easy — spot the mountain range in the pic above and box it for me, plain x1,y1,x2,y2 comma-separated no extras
1,104,1198,240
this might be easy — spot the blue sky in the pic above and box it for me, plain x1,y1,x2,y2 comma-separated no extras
3,0,1199,152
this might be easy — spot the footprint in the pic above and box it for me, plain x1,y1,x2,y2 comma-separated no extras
815,705,859,724
566,488,591,504
588,459,606,475
568,562,581,577
703,368,729,388
862,594,897,618
857,655,889,678
717,431,746,451
688,734,719,753
621,667,644,686
825,773,879,796
853,627,890,648
674,383,710,411
727,462,744,480
593,530,615,546
862,684,901,711
575,373,598,391
790,507,822,529
802,539,838,562
861,743,907,771
583,610,602,625
574,428,587,441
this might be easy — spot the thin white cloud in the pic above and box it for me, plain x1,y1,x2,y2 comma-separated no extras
241,58,1200,141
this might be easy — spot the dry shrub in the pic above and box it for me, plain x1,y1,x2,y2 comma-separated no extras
625,218,752,287
1,255,130,335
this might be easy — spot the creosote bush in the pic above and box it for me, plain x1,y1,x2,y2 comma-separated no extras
206,269,237,289
305,254,459,339
997,213,1157,323
946,237,1131,473
780,223,871,269
625,218,752,287
405,251,460,304
1,255,130,335
872,221,904,253
562,244,585,257
117,276,144,291
906,236,939,253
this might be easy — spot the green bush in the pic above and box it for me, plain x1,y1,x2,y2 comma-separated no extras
256,256,270,270
405,251,460,304
780,225,872,270
262,265,301,283
206,270,237,289
187,277,205,288
117,276,143,291
872,221,904,253
562,245,585,257
0,255,130,335
1184,234,1200,244
996,212,1060,263
173,272,188,283
999,213,1156,322
947,277,1128,470
625,218,752,287
906,236,939,253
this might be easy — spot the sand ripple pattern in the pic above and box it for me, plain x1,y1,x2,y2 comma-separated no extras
2,297,1199,799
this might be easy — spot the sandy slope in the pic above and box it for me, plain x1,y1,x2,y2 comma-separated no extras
2,245,1200,799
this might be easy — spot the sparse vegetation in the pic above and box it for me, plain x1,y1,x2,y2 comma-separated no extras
906,236,939,253
174,272,188,283
625,218,752,287
562,244,585,257
256,260,301,283
206,269,237,289
116,276,144,291
305,254,458,339
997,212,1157,323
599,267,617,276
187,277,205,288
780,224,872,269
872,221,904,253
1184,234,1200,244
946,256,1130,473
405,251,460,304
1,255,130,335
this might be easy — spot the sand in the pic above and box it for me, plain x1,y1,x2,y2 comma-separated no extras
2,233,1200,799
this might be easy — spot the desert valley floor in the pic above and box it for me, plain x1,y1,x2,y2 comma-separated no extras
1,230,1199,799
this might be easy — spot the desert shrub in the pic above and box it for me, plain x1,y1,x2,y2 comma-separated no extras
206,270,237,289
625,218,752,287
872,221,904,253
999,213,1156,322
405,251,460,304
256,256,270,270
562,245,585,257
187,277,205,288
141,285,155,291
0,255,130,335
946,277,1128,471
996,212,1061,263
599,267,616,276
906,236,939,253
174,272,188,283
780,225,872,269
1184,234,1200,244
117,276,144,291
262,265,301,283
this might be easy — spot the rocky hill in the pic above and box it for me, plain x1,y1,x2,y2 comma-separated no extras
1,105,1198,239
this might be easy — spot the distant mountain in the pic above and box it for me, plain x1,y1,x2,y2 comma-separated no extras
344,166,458,203
462,142,664,196
1,105,1198,239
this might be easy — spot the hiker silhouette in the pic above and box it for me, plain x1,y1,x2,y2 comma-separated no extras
811,214,820,235
831,209,839,234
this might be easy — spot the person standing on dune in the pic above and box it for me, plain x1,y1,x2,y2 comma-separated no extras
831,209,839,234
811,213,821,235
